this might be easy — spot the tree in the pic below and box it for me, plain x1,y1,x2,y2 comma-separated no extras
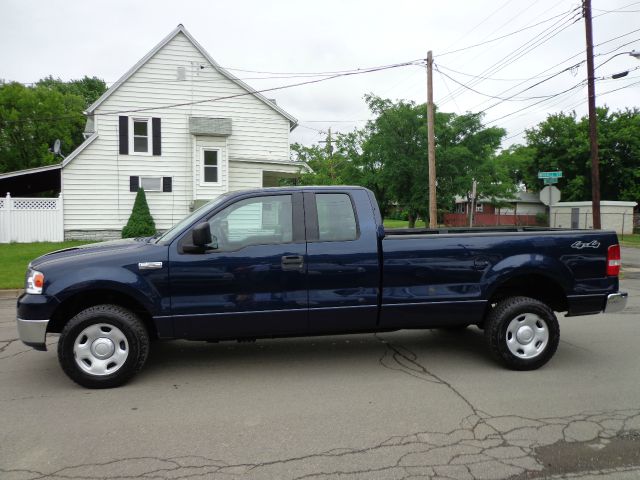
122,188,156,238
511,107,640,205
0,82,86,174
362,95,512,226
36,76,107,109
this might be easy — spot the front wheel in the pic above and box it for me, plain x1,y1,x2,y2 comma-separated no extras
57,305,150,388
484,296,559,370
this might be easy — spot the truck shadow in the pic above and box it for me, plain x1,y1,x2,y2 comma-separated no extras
140,327,495,380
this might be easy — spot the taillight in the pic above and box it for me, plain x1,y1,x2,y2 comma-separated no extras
607,244,621,276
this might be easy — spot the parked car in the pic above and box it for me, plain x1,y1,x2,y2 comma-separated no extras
17,186,628,388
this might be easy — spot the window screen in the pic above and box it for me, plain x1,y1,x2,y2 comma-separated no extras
133,119,149,152
316,194,357,241
203,150,218,183
140,176,162,192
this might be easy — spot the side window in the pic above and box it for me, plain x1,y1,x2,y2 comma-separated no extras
208,195,293,250
316,193,357,242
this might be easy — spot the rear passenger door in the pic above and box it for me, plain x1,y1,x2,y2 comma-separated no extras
304,190,380,333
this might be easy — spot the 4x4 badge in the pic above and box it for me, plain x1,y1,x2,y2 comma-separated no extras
571,240,600,249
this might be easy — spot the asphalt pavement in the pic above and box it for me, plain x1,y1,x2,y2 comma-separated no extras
1,276,639,480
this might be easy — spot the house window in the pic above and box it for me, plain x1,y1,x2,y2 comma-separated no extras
476,203,484,213
140,176,162,192
132,118,151,153
203,149,219,183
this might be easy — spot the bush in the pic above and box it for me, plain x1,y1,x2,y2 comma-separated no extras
122,188,156,238
535,212,549,226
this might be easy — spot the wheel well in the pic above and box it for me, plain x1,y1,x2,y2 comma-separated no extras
488,274,568,313
48,290,157,338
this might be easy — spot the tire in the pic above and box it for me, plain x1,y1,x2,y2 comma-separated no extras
484,296,559,371
57,304,150,388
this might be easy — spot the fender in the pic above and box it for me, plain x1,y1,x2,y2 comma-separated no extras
49,266,166,317
482,253,574,300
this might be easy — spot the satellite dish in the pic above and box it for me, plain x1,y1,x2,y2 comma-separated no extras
53,139,65,159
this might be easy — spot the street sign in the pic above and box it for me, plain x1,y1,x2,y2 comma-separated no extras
543,178,559,185
540,186,561,205
538,171,563,179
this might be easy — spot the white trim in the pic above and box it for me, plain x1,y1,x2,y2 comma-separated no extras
552,201,638,207
229,157,311,172
85,25,298,130
200,148,221,186
0,163,61,180
129,117,153,156
62,132,99,168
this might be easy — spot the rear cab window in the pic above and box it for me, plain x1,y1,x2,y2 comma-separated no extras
316,193,358,242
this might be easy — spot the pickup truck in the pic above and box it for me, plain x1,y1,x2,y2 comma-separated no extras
17,186,628,388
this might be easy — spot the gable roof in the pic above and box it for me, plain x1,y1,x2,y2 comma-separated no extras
86,25,298,130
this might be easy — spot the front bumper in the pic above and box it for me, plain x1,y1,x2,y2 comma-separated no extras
604,292,628,314
16,318,49,351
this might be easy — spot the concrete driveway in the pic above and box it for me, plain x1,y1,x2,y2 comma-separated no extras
1,278,639,479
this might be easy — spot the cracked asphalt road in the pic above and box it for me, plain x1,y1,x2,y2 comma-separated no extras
1,276,639,480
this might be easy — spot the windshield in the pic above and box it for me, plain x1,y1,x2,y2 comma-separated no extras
155,194,231,244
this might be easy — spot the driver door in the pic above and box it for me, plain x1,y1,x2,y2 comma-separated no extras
169,192,307,339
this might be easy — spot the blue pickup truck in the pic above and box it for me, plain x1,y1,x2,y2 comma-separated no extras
17,186,628,388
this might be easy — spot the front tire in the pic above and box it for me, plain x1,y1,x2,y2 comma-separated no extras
57,305,150,388
485,296,559,370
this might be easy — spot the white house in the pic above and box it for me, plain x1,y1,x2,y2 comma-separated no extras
0,25,307,241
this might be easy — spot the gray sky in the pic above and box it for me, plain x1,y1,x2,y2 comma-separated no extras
2,0,639,147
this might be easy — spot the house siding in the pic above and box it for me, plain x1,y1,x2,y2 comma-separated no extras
62,31,294,235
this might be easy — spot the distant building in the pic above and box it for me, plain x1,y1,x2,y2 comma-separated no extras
445,191,546,227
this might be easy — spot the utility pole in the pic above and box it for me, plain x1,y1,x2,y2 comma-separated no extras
583,0,601,229
426,51,437,228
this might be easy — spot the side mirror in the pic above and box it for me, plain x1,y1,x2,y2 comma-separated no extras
192,222,212,246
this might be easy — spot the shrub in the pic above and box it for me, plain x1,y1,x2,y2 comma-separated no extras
122,188,156,238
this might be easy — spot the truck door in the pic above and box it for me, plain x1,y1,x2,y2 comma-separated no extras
168,192,307,339
304,190,380,333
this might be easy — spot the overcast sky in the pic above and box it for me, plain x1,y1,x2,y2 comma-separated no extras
2,0,639,147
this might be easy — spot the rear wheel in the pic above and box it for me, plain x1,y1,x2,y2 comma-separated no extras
57,304,149,388
485,296,559,370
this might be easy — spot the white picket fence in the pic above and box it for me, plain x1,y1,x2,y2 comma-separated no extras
0,193,64,243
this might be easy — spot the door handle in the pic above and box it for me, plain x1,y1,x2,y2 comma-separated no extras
281,255,304,271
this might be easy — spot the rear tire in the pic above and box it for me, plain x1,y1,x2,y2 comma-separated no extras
57,304,149,388
484,296,559,370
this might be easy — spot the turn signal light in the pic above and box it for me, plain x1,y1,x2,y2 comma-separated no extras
26,269,45,294
607,244,621,276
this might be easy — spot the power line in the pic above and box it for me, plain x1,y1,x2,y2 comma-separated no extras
1,60,423,124
437,6,582,105
437,8,576,57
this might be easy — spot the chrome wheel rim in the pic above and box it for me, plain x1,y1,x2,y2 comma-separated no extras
73,323,129,376
505,313,549,359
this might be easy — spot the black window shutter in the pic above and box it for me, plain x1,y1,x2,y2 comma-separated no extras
152,117,161,156
129,176,139,192
162,176,172,192
119,116,129,155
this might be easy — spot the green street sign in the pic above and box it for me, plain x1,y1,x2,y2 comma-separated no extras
538,171,563,179
543,178,559,185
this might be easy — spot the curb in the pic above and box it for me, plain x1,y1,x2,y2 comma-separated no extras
0,289,22,299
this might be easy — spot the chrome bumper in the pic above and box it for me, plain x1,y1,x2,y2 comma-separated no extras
604,292,628,314
16,318,49,351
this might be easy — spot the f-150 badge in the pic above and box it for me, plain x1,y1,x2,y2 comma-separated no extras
571,240,600,249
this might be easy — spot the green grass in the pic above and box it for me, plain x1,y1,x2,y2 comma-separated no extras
0,242,91,289
383,219,428,229
620,233,640,248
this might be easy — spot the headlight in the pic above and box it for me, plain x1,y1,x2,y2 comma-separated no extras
26,269,45,294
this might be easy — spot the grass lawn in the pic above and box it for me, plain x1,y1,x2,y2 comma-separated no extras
383,219,428,229
620,233,640,248
0,241,91,289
